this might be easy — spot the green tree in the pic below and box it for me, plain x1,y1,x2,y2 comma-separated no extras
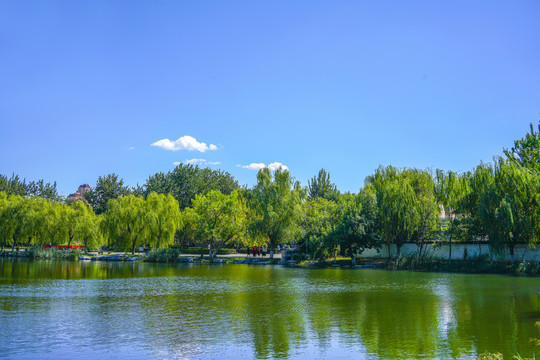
367,166,439,258
408,169,440,258
327,187,381,265
143,164,239,210
185,190,248,259
105,195,148,253
299,197,339,260
0,174,61,201
435,169,471,259
479,160,540,261
504,122,540,172
308,168,339,201
85,174,131,215
71,201,104,250
0,192,15,250
145,192,182,249
41,200,69,246
247,168,306,258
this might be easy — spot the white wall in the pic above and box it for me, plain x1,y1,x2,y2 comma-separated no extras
359,243,540,261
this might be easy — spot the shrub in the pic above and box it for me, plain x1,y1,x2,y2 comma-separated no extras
177,247,237,254
26,246,81,260
144,249,180,263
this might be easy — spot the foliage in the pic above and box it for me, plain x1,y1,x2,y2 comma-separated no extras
143,248,180,263
177,247,238,254
0,174,62,201
25,246,81,260
184,190,248,258
84,174,131,215
145,192,182,249
504,122,540,173
299,197,339,259
247,168,306,257
479,160,540,260
143,163,239,210
105,195,148,254
367,166,439,258
308,168,339,201
326,189,381,265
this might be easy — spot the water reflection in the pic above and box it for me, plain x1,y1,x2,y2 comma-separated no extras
0,259,539,359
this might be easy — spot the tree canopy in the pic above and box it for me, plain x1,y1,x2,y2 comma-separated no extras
143,163,239,210
247,168,305,258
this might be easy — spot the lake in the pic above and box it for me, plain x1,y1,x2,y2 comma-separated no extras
0,259,539,359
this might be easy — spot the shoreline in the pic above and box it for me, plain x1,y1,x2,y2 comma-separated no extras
2,251,539,276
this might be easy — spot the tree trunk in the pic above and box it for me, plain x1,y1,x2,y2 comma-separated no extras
449,238,452,261
12,237,16,252
396,244,402,259
131,236,138,255
351,255,356,266
509,245,515,263
209,243,213,259
387,243,391,259
269,240,275,259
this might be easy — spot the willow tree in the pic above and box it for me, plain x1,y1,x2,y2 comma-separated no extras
435,169,473,259
479,161,540,261
42,201,69,246
247,168,305,258
106,195,148,254
186,190,248,259
72,201,104,250
2,195,48,250
378,179,417,258
0,192,11,250
367,166,439,258
460,163,495,244
408,169,440,258
145,192,182,249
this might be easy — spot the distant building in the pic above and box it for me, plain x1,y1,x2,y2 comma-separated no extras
67,184,91,202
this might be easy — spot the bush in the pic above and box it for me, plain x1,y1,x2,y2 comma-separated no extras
26,246,81,260
144,249,180,263
518,261,540,275
177,247,237,254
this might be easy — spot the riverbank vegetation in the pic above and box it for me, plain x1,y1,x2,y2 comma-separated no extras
1,123,540,272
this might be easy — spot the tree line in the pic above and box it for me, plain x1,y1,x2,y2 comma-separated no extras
1,123,540,262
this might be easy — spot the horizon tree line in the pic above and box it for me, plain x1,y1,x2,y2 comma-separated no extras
1,122,540,262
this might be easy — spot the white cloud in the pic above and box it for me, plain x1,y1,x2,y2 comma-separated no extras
128,146,135,151
173,159,221,166
184,158,206,165
238,162,288,171
239,163,266,170
268,162,289,171
151,135,218,152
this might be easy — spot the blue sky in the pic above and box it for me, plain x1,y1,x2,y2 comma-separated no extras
1,0,539,196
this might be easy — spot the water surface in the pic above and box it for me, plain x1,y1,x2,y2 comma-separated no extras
1,259,539,359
